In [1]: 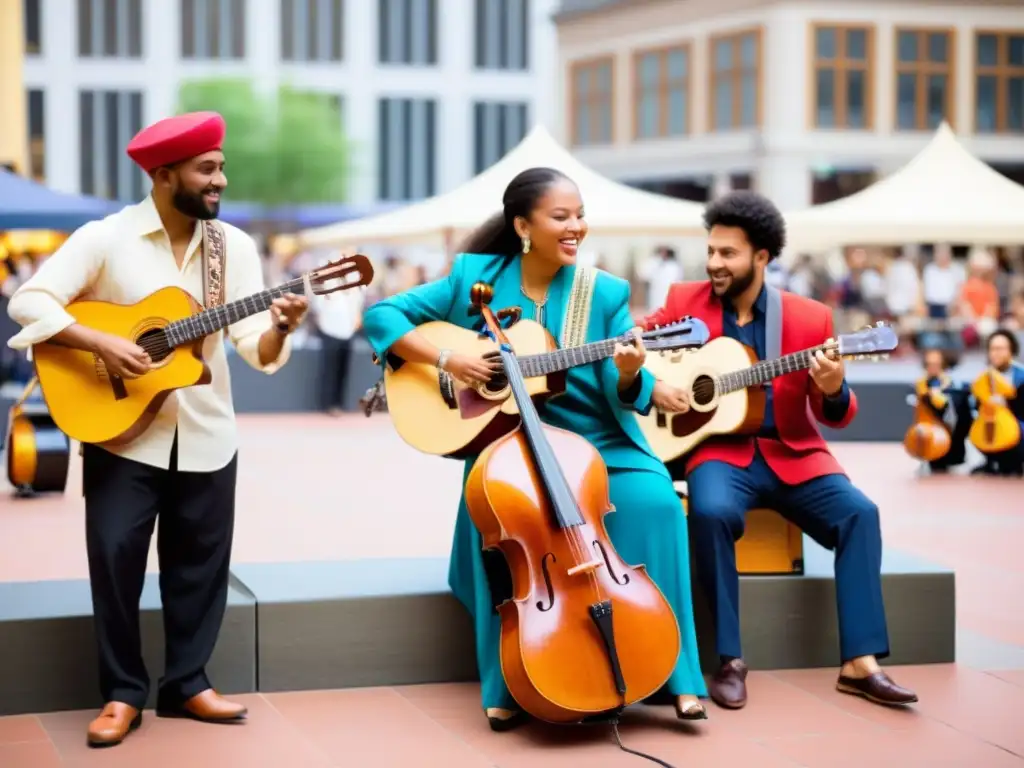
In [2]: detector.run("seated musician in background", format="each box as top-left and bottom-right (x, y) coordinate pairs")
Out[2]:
(6, 113), (306, 746)
(643, 191), (917, 710)
(912, 347), (972, 473)
(973, 329), (1024, 477)
(363, 167), (707, 729)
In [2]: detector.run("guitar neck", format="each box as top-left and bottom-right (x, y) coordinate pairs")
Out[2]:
(518, 337), (624, 377)
(519, 332), (684, 377)
(164, 277), (307, 346)
(716, 345), (826, 394)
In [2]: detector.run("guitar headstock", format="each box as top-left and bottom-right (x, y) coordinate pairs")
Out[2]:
(835, 322), (898, 361)
(643, 316), (711, 349)
(307, 253), (375, 296)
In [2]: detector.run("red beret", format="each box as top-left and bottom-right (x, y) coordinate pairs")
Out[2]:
(126, 111), (226, 172)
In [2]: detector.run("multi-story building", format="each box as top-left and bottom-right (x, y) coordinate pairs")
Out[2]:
(14, 0), (558, 205)
(555, 0), (1024, 211)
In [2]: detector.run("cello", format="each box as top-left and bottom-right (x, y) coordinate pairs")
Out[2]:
(903, 376), (952, 463)
(463, 283), (680, 745)
(968, 368), (1021, 454)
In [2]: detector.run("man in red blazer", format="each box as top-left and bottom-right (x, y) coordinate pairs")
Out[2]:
(644, 191), (916, 711)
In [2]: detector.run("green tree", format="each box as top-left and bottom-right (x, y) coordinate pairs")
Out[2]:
(176, 78), (350, 206)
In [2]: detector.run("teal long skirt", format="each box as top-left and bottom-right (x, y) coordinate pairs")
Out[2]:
(447, 465), (707, 710)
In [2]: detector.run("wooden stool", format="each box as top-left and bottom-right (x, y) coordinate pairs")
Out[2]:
(677, 489), (804, 575)
(737, 508), (804, 575)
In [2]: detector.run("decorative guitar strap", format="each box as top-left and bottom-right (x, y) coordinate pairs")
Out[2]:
(200, 220), (227, 311)
(560, 266), (597, 348)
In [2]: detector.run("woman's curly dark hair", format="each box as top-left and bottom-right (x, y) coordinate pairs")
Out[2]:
(703, 190), (787, 262)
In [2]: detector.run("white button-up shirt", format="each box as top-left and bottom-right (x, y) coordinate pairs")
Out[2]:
(6, 195), (291, 472)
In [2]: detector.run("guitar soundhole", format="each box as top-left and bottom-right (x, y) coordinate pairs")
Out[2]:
(137, 328), (172, 363)
(691, 374), (716, 406)
(484, 374), (508, 393)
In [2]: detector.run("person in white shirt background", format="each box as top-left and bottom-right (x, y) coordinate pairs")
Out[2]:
(639, 245), (685, 313)
(5, 112), (307, 748)
(312, 263), (365, 416)
(921, 244), (964, 320)
(885, 248), (922, 319)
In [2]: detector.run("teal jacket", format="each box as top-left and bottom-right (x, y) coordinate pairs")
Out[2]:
(363, 252), (664, 471)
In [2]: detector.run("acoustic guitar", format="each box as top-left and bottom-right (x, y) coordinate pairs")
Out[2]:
(32, 254), (374, 446)
(637, 323), (898, 463)
(5, 377), (71, 496)
(385, 316), (709, 458)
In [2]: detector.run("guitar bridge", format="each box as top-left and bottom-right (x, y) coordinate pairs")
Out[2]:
(93, 354), (128, 401)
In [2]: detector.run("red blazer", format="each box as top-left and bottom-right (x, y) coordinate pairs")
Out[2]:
(644, 281), (857, 485)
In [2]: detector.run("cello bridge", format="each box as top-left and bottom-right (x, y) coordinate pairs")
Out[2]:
(567, 560), (603, 577)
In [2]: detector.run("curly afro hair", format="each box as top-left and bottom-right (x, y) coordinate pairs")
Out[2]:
(987, 328), (1020, 358)
(703, 190), (787, 262)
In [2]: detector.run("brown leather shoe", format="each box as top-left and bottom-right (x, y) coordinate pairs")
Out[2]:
(708, 658), (748, 709)
(157, 689), (248, 722)
(86, 702), (142, 747)
(837, 671), (918, 706)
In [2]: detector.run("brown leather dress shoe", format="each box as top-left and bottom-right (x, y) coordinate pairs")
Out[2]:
(837, 671), (918, 706)
(87, 702), (142, 747)
(157, 689), (248, 722)
(708, 658), (748, 709)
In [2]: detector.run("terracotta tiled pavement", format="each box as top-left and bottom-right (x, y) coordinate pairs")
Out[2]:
(2, 415), (1023, 766)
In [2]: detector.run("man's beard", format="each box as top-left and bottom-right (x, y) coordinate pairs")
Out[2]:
(172, 187), (220, 220)
(708, 264), (756, 299)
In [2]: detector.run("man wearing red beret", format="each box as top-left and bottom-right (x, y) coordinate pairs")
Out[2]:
(7, 112), (308, 746)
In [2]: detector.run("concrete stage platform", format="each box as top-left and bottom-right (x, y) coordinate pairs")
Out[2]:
(1, 414), (1016, 717)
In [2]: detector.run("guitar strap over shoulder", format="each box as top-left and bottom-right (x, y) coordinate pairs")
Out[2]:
(200, 220), (227, 311)
(560, 266), (597, 349)
(764, 284), (783, 362)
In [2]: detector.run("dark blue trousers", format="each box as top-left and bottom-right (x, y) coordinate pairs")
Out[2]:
(687, 450), (890, 664)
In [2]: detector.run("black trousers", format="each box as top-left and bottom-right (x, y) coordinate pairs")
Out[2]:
(319, 332), (352, 410)
(82, 439), (237, 710)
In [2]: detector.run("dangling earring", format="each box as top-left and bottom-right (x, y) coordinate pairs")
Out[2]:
(521, 236), (531, 254)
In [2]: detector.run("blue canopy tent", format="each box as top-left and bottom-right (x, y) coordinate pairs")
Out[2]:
(0, 170), (118, 231)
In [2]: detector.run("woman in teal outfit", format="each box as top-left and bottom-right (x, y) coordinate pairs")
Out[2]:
(363, 167), (706, 729)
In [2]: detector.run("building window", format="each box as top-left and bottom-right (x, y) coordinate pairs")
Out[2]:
(27, 89), (45, 182)
(569, 57), (614, 146)
(710, 29), (761, 131)
(24, 0), (42, 54)
(473, 0), (528, 71)
(76, 0), (143, 58)
(378, 0), (437, 66)
(280, 0), (344, 62)
(633, 44), (690, 140)
(811, 24), (872, 129)
(472, 101), (528, 174)
(894, 29), (954, 131)
(377, 98), (437, 201)
(181, 0), (246, 59)
(78, 90), (145, 201)
(975, 31), (1024, 133)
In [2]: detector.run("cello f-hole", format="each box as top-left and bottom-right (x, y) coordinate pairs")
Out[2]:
(593, 540), (630, 586)
(536, 552), (557, 612)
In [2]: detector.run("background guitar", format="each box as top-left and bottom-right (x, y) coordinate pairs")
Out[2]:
(4, 376), (70, 497)
(638, 323), (898, 464)
(385, 316), (709, 458)
(33, 254), (374, 447)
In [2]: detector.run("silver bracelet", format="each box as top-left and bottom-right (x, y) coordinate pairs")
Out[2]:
(436, 349), (451, 370)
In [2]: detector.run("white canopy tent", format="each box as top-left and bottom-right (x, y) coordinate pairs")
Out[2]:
(298, 126), (707, 249)
(784, 122), (1024, 251)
